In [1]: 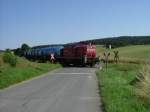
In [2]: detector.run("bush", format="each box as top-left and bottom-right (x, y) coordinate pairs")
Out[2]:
(3, 51), (17, 67)
(134, 64), (150, 103)
(9, 55), (17, 67)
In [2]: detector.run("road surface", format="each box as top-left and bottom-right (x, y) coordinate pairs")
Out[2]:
(0, 67), (102, 112)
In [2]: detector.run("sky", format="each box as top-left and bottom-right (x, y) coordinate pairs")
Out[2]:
(0, 0), (150, 50)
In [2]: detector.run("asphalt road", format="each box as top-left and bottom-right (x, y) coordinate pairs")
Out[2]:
(0, 67), (102, 112)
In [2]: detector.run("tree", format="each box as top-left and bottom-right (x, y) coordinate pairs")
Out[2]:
(21, 43), (30, 52)
(14, 48), (22, 56)
(21, 43), (30, 56)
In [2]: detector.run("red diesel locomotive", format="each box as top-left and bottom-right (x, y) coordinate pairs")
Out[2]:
(59, 43), (99, 66)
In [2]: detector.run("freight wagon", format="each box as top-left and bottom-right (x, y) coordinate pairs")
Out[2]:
(24, 46), (64, 61)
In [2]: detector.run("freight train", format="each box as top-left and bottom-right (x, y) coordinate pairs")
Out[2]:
(24, 46), (64, 61)
(24, 43), (99, 67)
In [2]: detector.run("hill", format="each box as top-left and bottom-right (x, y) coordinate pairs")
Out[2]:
(81, 36), (150, 48)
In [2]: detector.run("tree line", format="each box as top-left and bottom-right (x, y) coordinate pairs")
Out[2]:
(80, 36), (150, 48)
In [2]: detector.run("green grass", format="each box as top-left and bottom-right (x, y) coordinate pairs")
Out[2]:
(97, 63), (150, 112)
(97, 45), (150, 63)
(96, 45), (150, 111)
(0, 55), (61, 89)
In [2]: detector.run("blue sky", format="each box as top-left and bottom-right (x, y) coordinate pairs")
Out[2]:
(0, 0), (150, 50)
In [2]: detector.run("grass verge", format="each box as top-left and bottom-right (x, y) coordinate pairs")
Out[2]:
(0, 56), (61, 89)
(96, 63), (150, 112)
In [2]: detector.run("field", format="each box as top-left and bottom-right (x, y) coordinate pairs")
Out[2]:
(97, 45), (150, 63)
(0, 54), (61, 89)
(96, 45), (150, 112)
